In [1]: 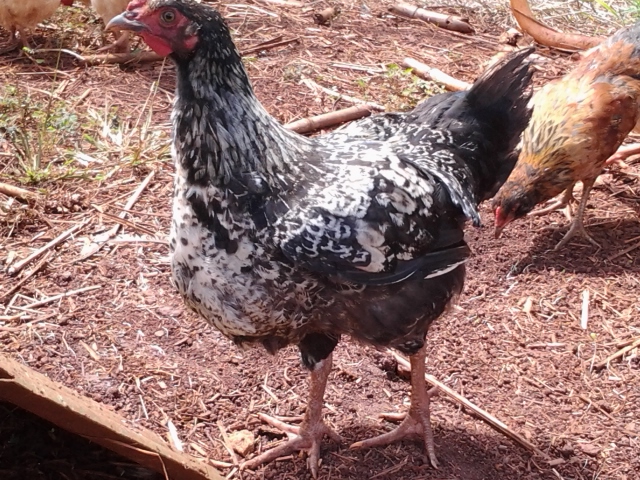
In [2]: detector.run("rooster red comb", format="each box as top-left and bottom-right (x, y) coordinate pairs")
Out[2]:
(127, 0), (148, 10)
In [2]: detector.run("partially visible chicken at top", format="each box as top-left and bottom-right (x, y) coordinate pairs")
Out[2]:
(493, 22), (640, 250)
(0, 0), (72, 53)
(108, 0), (534, 476)
(76, 0), (131, 52)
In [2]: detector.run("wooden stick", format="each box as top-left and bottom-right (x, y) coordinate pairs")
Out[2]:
(240, 37), (300, 57)
(34, 48), (164, 65)
(577, 394), (617, 422)
(402, 58), (471, 91)
(8, 222), (87, 276)
(580, 290), (589, 330)
(0, 182), (39, 201)
(1, 251), (52, 301)
(390, 3), (474, 34)
(77, 171), (155, 261)
(593, 337), (640, 371)
(79, 51), (164, 65)
(92, 206), (157, 236)
(389, 350), (549, 459)
(301, 79), (385, 111)
(509, 0), (602, 51)
(254, 0), (303, 6)
(21, 285), (102, 310)
(284, 104), (374, 134)
(607, 240), (640, 261)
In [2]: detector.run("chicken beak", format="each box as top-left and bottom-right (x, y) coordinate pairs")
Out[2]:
(106, 11), (146, 32)
(494, 225), (505, 239)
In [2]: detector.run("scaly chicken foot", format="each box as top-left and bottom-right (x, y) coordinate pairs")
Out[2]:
(554, 179), (599, 250)
(97, 31), (130, 54)
(530, 183), (575, 221)
(350, 345), (440, 468)
(0, 27), (23, 54)
(242, 354), (342, 478)
(605, 143), (640, 166)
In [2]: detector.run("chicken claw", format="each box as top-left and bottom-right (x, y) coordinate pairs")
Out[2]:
(242, 354), (342, 478)
(554, 178), (600, 250)
(350, 345), (440, 468)
(530, 183), (575, 221)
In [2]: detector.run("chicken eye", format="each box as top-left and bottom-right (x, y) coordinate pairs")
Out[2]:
(161, 10), (176, 23)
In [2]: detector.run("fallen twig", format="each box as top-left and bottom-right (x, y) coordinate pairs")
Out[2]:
(1, 251), (52, 301)
(301, 78), (385, 111)
(577, 394), (617, 422)
(593, 337), (640, 371)
(80, 51), (164, 65)
(607, 240), (640, 261)
(217, 422), (240, 465)
(77, 171), (155, 261)
(580, 290), (589, 330)
(390, 3), (474, 34)
(254, 0), (303, 6)
(284, 104), (374, 134)
(33, 48), (164, 65)
(0, 182), (39, 202)
(240, 37), (300, 57)
(92, 206), (158, 236)
(21, 285), (102, 310)
(8, 221), (87, 276)
(402, 58), (471, 91)
(389, 350), (549, 459)
(509, 0), (602, 51)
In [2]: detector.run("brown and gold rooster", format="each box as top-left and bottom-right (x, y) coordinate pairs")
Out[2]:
(493, 23), (640, 250)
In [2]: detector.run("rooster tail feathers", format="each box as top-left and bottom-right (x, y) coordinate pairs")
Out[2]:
(448, 47), (535, 202)
(464, 47), (535, 115)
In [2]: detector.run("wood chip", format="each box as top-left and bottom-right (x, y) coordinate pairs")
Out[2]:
(226, 430), (255, 457)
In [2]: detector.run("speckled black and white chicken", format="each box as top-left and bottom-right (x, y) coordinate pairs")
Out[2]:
(109, 0), (533, 475)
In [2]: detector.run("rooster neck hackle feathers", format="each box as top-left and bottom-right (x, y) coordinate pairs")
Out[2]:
(162, 0), (309, 189)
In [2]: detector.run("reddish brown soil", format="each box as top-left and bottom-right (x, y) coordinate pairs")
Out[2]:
(1, 2), (639, 480)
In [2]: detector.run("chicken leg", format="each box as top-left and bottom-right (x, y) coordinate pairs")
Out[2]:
(0, 27), (22, 54)
(554, 178), (599, 250)
(530, 183), (575, 221)
(243, 353), (342, 478)
(350, 344), (440, 468)
(97, 30), (130, 53)
(605, 142), (640, 166)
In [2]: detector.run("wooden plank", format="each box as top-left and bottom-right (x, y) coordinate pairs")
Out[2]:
(0, 353), (223, 480)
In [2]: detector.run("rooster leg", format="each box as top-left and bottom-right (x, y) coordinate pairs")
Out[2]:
(242, 353), (342, 478)
(0, 27), (22, 54)
(97, 30), (130, 53)
(530, 184), (575, 220)
(605, 143), (640, 166)
(350, 344), (439, 468)
(554, 178), (599, 250)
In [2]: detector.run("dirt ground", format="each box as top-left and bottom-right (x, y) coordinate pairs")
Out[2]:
(1, 1), (639, 479)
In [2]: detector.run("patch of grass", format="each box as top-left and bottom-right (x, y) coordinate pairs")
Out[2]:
(374, 63), (445, 111)
(0, 85), (79, 184)
(82, 78), (172, 176)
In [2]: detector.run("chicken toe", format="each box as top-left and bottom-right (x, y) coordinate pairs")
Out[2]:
(554, 179), (599, 250)
(350, 345), (440, 468)
(530, 184), (575, 220)
(242, 354), (342, 478)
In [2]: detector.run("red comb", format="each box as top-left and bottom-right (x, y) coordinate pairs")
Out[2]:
(127, 0), (148, 10)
